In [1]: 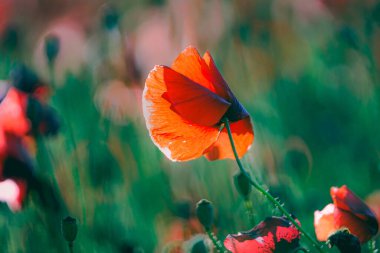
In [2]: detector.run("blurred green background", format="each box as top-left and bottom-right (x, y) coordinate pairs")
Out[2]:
(1, 0), (380, 252)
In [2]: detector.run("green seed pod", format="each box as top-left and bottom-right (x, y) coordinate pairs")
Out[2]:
(44, 34), (60, 65)
(62, 216), (78, 242)
(196, 199), (214, 230)
(234, 171), (251, 199)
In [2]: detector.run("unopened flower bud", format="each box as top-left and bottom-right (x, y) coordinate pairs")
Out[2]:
(10, 64), (41, 93)
(62, 216), (78, 243)
(44, 34), (60, 65)
(196, 199), (214, 230)
(191, 239), (208, 253)
(234, 171), (251, 199)
(102, 5), (119, 30)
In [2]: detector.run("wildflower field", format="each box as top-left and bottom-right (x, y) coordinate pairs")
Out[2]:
(0, 0), (380, 252)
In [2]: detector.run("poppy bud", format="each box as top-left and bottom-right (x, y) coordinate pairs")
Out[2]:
(327, 228), (361, 253)
(174, 201), (191, 220)
(233, 171), (251, 199)
(10, 65), (41, 93)
(1, 25), (19, 52)
(101, 5), (119, 30)
(26, 97), (60, 136)
(44, 34), (60, 65)
(62, 216), (78, 243)
(196, 199), (214, 230)
(191, 240), (208, 253)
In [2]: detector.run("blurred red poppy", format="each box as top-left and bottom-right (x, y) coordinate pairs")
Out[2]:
(143, 46), (254, 161)
(314, 185), (379, 243)
(0, 67), (61, 211)
(0, 179), (26, 211)
(224, 216), (301, 253)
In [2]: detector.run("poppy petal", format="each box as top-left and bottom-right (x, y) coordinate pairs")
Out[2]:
(0, 88), (30, 136)
(334, 207), (375, 243)
(204, 117), (254, 160)
(331, 186), (378, 237)
(202, 51), (231, 99)
(171, 46), (221, 95)
(224, 216), (300, 253)
(314, 203), (337, 241)
(161, 66), (231, 126)
(224, 233), (275, 253)
(143, 66), (220, 161)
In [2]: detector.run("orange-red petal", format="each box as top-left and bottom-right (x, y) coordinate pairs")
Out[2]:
(161, 66), (230, 126)
(202, 51), (231, 100)
(204, 117), (254, 160)
(171, 46), (222, 95)
(331, 186), (378, 237)
(334, 207), (375, 243)
(314, 203), (337, 241)
(143, 65), (220, 161)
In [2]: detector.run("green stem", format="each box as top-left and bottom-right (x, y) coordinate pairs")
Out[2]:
(223, 118), (325, 253)
(49, 63), (87, 225)
(206, 230), (228, 253)
(68, 242), (74, 253)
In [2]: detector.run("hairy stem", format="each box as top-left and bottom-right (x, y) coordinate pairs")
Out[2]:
(223, 118), (325, 253)
(206, 230), (227, 253)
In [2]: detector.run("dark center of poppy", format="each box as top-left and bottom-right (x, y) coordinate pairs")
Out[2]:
(222, 95), (249, 123)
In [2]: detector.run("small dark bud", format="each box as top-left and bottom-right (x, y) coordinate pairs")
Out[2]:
(10, 64), (41, 93)
(26, 97), (60, 136)
(233, 171), (251, 199)
(44, 34), (60, 65)
(196, 199), (214, 230)
(191, 239), (208, 253)
(174, 201), (191, 220)
(327, 228), (361, 253)
(373, 3), (380, 25)
(62, 216), (78, 243)
(102, 5), (119, 30)
(1, 25), (19, 52)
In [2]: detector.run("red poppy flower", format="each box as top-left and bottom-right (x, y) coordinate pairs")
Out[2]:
(0, 86), (30, 138)
(0, 68), (61, 212)
(224, 216), (301, 253)
(143, 46), (254, 161)
(314, 185), (379, 243)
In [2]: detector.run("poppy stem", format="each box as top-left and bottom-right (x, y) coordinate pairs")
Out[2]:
(68, 242), (74, 253)
(206, 230), (228, 253)
(222, 118), (326, 253)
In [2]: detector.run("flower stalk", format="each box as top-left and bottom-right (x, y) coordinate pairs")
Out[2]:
(206, 230), (228, 253)
(223, 117), (325, 253)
